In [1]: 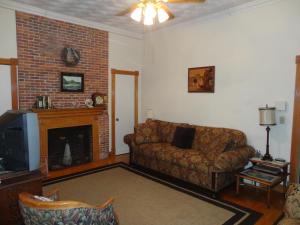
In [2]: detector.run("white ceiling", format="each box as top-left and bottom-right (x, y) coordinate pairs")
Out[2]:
(10, 0), (260, 35)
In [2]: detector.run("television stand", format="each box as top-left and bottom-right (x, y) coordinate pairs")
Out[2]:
(0, 170), (44, 225)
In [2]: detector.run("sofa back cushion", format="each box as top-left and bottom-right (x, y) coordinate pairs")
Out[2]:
(192, 126), (246, 154)
(154, 120), (189, 143)
(135, 120), (161, 144)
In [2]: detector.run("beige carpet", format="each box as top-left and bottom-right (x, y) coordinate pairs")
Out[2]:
(43, 165), (248, 225)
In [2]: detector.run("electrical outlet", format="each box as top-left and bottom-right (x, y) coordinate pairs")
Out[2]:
(279, 116), (285, 124)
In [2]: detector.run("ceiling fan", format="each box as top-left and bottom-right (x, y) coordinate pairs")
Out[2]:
(117, 0), (205, 26)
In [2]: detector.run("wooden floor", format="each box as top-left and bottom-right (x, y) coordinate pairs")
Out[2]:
(114, 154), (284, 225)
(221, 184), (284, 225)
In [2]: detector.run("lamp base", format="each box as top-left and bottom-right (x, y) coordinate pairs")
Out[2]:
(262, 153), (273, 161)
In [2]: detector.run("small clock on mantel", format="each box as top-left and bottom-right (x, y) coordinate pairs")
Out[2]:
(92, 93), (106, 107)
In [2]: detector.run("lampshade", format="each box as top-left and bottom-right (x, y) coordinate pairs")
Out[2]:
(144, 3), (156, 19)
(131, 7), (142, 22)
(143, 14), (154, 25)
(259, 105), (276, 126)
(157, 8), (169, 23)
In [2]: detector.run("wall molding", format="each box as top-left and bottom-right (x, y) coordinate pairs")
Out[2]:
(0, 0), (143, 40)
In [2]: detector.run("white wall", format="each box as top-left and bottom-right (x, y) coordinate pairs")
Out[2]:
(0, 6), (17, 115)
(142, 0), (300, 161)
(108, 33), (144, 153)
(0, 6), (17, 58)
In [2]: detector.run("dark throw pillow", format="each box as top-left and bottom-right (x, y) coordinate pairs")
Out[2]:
(171, 127), (196, 149)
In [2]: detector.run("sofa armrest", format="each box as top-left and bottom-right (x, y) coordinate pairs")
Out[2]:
(213, 146), (255, 172)
(124, 133), (135, 146)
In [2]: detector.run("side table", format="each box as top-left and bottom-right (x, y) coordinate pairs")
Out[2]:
(236, 158), (289, 208)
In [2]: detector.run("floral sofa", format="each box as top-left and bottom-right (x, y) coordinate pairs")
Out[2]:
(124, 119), (255, 193)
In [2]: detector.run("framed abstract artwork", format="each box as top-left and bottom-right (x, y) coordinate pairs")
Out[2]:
(188, 66), (215, 93)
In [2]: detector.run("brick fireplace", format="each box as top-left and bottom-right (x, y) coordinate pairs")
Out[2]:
(15, 12), (109, 177)
(33, 108), (104, 178)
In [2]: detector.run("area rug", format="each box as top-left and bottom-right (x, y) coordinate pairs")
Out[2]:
(43, 163), (261, 225)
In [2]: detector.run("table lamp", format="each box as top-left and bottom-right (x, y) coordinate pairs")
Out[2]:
(259, 105), (276, 161)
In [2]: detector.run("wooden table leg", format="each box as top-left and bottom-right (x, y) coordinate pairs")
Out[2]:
(236, 175), (240, 195)
(267, 186), (271, 208)
(283, 166), (288, 191)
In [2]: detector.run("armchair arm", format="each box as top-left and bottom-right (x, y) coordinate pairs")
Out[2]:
(43, 189), (60, 201)
(284, 183), (300, 219)
(213, 146), (255, 172)
(96, 198), (114, 209)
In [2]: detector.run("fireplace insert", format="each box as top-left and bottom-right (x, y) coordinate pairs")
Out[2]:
(48, 125), (92, 171)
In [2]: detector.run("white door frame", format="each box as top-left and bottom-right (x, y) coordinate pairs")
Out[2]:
(111, 69), (139, 155)
(0, 58), (19, 110)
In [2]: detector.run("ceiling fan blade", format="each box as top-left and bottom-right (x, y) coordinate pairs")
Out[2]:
(166, 0), (205, 3)
(160, 4), (175, 20)
(116, 3), (139, 16)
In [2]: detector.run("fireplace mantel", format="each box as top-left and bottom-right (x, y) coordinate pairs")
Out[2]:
(32, 107), (106, 118)
(32, 107), (106, 179)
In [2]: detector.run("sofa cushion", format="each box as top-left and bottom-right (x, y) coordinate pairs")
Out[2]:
(171, 127), (196, 149)
(137, 143), (214, 173)
(154, 120), (189, 143)
(135, 120), (161, 144)
(137, 143), (170, 158)
(192, 126), (234, 154)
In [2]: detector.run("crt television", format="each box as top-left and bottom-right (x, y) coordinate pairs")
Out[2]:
(0, 110), (40, 172)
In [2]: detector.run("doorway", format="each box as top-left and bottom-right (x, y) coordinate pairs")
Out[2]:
(111, 69), (139, 155)
(0, 58), (18, 114)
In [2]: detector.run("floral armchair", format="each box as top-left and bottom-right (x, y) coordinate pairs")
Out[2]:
(19, 190), (119, 225)
(278, 183), (300, 225)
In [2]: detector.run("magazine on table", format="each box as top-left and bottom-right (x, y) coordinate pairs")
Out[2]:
(240, 169), (281, 183)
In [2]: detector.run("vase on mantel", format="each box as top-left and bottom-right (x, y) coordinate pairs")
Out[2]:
(62, 141), (72, 166)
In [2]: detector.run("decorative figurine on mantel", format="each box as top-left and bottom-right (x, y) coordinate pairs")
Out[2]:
(85, 99), (94, 108)
(259, 104), (276, 161)
(92, 93), (107, 107)
(34, 96), (52, 109)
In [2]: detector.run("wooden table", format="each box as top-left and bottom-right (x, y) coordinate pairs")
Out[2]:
(236, 158), (289, 208)
(0, 170), (44, 225)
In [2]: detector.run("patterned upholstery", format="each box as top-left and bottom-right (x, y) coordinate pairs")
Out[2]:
(278, 183), (300, 225)
(135, 120), (161, 144)
(154, 119), (189, 143)
(125, 119), (255, 192)
(19, 192), (119, 225)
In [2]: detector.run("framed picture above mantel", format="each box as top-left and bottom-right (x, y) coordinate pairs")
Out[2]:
(188, 66), (215, 93)
(61, 72), (84, 92)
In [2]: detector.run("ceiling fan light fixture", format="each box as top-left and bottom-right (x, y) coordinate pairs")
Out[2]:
(143, 14), (154, 25)
(157, 8), (169, 23)
(130, 7), (142, 22)
(144, 2), (157, 19)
